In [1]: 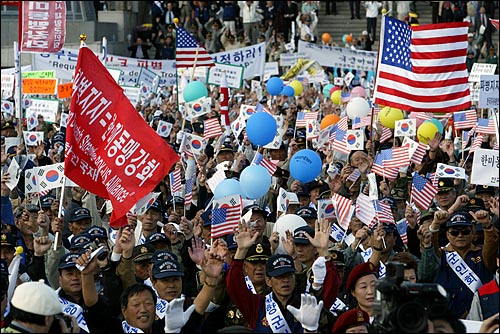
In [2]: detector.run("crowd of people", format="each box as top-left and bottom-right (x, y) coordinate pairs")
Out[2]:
(1, 1), (500, 334)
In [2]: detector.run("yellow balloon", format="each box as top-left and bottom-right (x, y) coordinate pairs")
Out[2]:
(289, 80), (303, 96)
(379, 107), (403, 129)
(417, 121), (438, 145)
(15, 246), (24, 255)
(330, 90), (342, 105)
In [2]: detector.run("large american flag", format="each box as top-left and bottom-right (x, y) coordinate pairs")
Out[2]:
(381, 147), (410, 169)
(204, 118), (223, 139)
(374, 17), (471, 113)
(453, 109), (477, 129)
(475, 118), (496, 134)
(296, 111), (318, 127)
(176, 26), (214, 68)
(211, 195), (242, 239)
(411, 173), (438, 210)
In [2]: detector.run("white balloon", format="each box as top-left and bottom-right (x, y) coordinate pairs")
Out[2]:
(345, 97), (370, 120)
(272, 214), (307, 254)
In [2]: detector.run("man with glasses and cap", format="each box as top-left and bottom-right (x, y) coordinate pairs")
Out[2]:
(421, 210), (498, 318)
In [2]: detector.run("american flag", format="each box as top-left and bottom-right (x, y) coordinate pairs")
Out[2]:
(252, 151), (278, 176)
(371, 153), (399, 180)
(175, 26), (214, 68)
(347, 169), (361, 182)
(352, 116), (372, 129)
(333, 193), (353, 230)
(470, 133), (484, 152)
(453, 110), (477, 129)
(296, 111), (318, 127)
(211, 195), (242, 239)
(381, 147), (410, 169)
(203, 118), (223, 139)
(409, 141), (427, 165)
(379, 126), (393, 143)
(462, 127), (475, 150)
(184, 175), (195, 208)
(169, 169), (182, 195)
(374, 17), (471, 113)
(337, 116), (349, 131)
(355, 193), (377, 226)
(410, 112), (433, 121)
(374, 200), (395, 225)
(411, 173), (438, 210)
(396, 218), (408, 246)
(426, 172), (438, 187)
(476, 118), (496, 134)
(331, 129), (350, 154)
(220, 71), (230, 129)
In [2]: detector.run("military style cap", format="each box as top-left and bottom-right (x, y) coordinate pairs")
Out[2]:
(132, 243), (156, 262)
(245, 243), (271, 262)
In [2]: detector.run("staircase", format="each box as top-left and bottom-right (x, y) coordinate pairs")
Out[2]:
(315, 1), (434, 50)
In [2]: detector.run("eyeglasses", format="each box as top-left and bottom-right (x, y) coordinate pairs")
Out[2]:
(448, 229), (472, 237)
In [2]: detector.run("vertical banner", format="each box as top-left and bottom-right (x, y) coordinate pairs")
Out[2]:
(21, 1), (66, 53)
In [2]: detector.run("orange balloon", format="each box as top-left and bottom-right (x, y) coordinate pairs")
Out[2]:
(346, 34), (353, 43)
(320, 114), (340, 130)
(322, 32), (331, 43)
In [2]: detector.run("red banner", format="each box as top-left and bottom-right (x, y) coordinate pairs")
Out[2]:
(20, 1), (66, 53)
(65, 47), (179, 227)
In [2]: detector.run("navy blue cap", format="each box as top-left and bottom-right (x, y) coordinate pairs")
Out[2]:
(446, 212), (473, 228)
(293, 226), (315, 244)
(151, 250), (178, 263)
(152, 259), (184, 279)
(380, 197), (397, 210)
(266, 254), (296, 277)
(40, 195), (55, 209)
(245, 243), (271, 261)
(201, 209), (212, 227)
(69, 207), (91, 222)
(218, 142), (234, 154)
(58, 253), (79, 270)
(86, 226), (108, 240)
(242, 204), (269, 218)
(70, 233), (92, 250)
(166, 196), (184, 208)
(1, 233), (16, 247)
(225, 234), (238, 250)
(146, 198), (164, 214)
(295, 206), (317, 219)
(146, 232), (170, 245)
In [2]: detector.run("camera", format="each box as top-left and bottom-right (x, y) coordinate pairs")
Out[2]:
(84, 240), (109, 261)
(372, 262), (449, 333)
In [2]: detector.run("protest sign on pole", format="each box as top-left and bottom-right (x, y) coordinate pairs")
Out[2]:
(471, 148), (499, 187)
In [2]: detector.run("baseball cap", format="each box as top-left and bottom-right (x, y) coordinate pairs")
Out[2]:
(132, 243), (156, 262)
(218, 142), (234, 154)
(329, 249), (345, 267)
(225, 234), (238, 250)
(245, 243), (271, 262)
(266, 254), (296, 277)
(293, 226), (315, 244)
(242, 204), (269, 219)
(201, 209), (212, 227)
(70, 233), (92, 250)
(69, 207), (91, 222)
(475, 185), (496, 196)
(465, 197), (486, 213)
(166, 196), (184, 208)
(295, 206), (317, 220)
(380, 196), (397, 210)
(151, 250), (178, 263)
(446, 212), (473, 228)
(146, 198), (164, 214)
(11, 280), (62, 316)
(86, 226), (108, 240)
(40, 195), (55, 209)
(468, 33), (474, 38)
(151, 259), (184, 279)
(58, 253), (80, 270)
(146, 232), (171, 245)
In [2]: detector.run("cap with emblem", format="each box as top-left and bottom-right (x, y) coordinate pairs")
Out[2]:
(437, 178), (454, 193)
(475, 185), (496, 196)
(345, 262), (378, 292)
(245, 243), (271, 262)
(191, 121), (204, 134)
(132, 243), (156, 262)
(146, 198), (164, 214)
(293, 226), (315, 244)
(1, 233), (16, 247)
(331, 308), (370, 333)
(266, 254), (296, 277)
(225, 234), (238, 250)
(70, 233), (92, 250)
(274, 167), (290, 179)
(201, 209), (212, 227)
(295, 206), (317, 220)
(419, 209), (436, 224)
(446, 212), (473, 228)
(242, 204), (269, 219)
(151, 250), (178, 263)
(318, 183), (331, 199)
(69, 207), (91, 222)
(380, 196), (397, 210)
(146, 232), (171, 246)
(58, 253), (80, 270)
(86, 226), (108, 240)
(11, 280), (63, 316)
(329, 249), (345, 267)
(465, 197), (486, 213)
(218, 142), (234, 154)
(40, 195), (55, 209)
(152, 258), (184, 279)
(166, 196), (184, 209)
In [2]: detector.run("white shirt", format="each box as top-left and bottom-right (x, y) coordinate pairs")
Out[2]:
(365, 1), (382, 18)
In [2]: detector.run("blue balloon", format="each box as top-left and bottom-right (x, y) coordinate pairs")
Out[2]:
(342, 34), (348, 43)
(214, 179), (241, 200)
(322, 84), (334, 97)
(266, 77), (284, 96)
(240, 165), (271, 199)
(290, 149), (322, 183)
(281, 85), (295, 97)
(429, 118), (444, 134)
(183, 81), (208, 102)
(246, 112), (277, 146)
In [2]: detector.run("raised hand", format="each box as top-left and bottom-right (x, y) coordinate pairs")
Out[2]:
(201, 239), (227, 279)
(469, 210), (491, 225)
(286, 294), (323, 332)
(428, 132), (442, 151)
(306, 219), (331, 255)
(489, 196), (499, 217)
(417, 224), (432, 248)
(281, 229), (296, 256)
(34, 236), (52, 256)
(234, 219), (258, 250)
(188, 237), (206, 266)
(164, 297), (196, 333)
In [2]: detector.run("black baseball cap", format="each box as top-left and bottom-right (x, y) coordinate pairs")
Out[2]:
(225, 234), (238, 250)
(166, 196), (184, 208)
(465, 198), (486, 213)
(266, 254), (296, 277)
(70, 233), (92, 250)
(475, 185), (496, 196)
(380, 197), (397, 210)
(151, 259), (184, 279)
(293, 226), (315, 244)
(69, 207), (91, 222)
(446, 212), (473, 228)
(40, 195), (55, 209)
(295, 206), (317, 219)
(242, 204), (269, 219)
(58, 253), (79, 270)
(151, 250), (178, 264)
(86, 226), (108, 240)
(245, 243), (271, 262)
(146, 198), (164, 214)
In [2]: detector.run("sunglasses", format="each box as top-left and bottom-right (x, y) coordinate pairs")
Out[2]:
(448, 229), (472, 237)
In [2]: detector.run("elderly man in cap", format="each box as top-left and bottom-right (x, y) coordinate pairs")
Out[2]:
(3, 280), (78, 333)
(242, 204), (270, 246)
(421, 210), (498, 318)
(135, 198), (164, 245)
(227, 219), (334, 332)
(66, 207), (92, 244)
(295, 206), (318, 228)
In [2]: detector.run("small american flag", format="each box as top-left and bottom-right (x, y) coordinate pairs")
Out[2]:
(462, 127), (475, 150)
(453, 110), (477, 129)
(411, 173), (438, 210)
(411, 112), (433, 121)
(476, 118), (496, 134)
(176, 26), (214, 68)
(352, 116), (372, 129)
(426, 172), (438, 187)
(331, 129), (350, 154)
(347, 169), (361, 182)
(381, 147), (409, 169)
(204, 118), (223, 139)
(169, 169), (182, 195)
(371, 153), (399, 180)
(379, 126), (393, 143)
(252, 151), (278, 176)
(374, 200), (395, 225)
(396, 218), (408, 246)
(355, 193), (377, 227)
(470, 133), (484, 152)
(296, 111), (318, 127)
(211, 195), (242, 239)
(337, 116), (349, 131)
(333, 193), (353, 230)
(184, 175), (195, 208)
(410, 141), (427, 165)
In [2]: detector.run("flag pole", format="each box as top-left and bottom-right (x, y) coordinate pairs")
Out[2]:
(13, 41), (22, 141)
(181, 44), (200, 132)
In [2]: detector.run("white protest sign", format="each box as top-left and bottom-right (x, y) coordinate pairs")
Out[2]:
(121, 86), (141, 107)
(264, 62), (280, 81)
(471, 148), (499, 187)
(468, 63), (497, 82)
(478, 74), (499, 108)
(26, 98), (59, 123)
(207, 63), (244, 89)
(137, 67), (160, 94)
(212, 43), (266, 79)
(279, 52), (309, 67)
(1, 74), (15, 98)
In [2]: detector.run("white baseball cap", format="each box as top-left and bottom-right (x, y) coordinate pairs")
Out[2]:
(11, 280), (62, 316)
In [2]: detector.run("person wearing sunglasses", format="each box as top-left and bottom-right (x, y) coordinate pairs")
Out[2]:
(420, 210), (498, 319)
